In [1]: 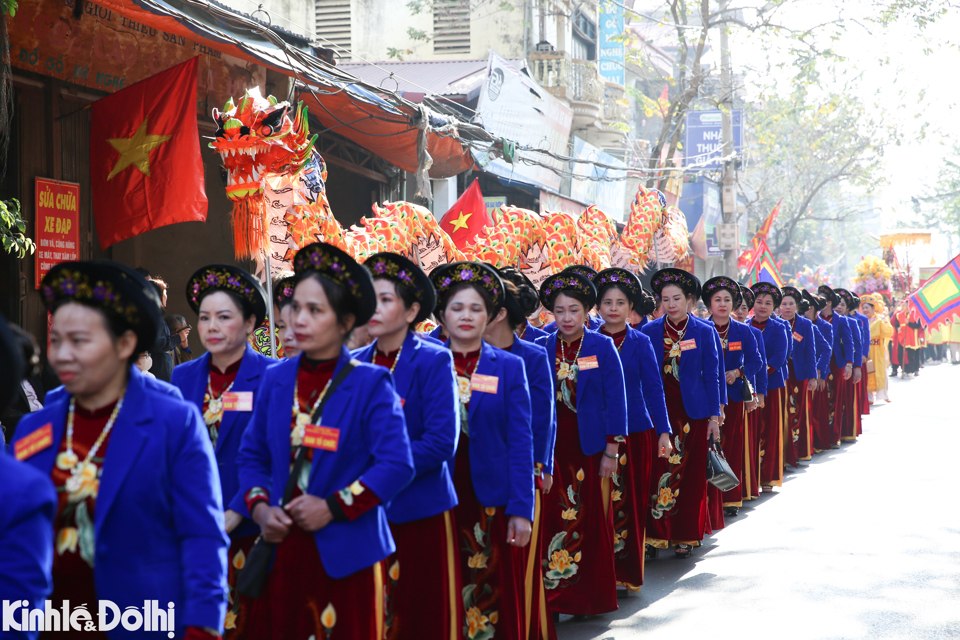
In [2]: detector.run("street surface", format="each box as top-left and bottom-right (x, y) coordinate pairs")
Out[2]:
(556, 362), (960, 640)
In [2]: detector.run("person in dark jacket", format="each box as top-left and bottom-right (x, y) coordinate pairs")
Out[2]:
(147, 277), (182, 381)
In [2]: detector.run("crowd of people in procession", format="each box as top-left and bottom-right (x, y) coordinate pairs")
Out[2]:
(1, 241), (957, 640)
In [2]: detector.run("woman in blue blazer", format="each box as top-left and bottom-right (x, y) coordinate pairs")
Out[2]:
(352, 252), (462, 640)
(799, 296), (829, 459)
(733, 287), (767, 502)
(803, 291), (834, 453)
(750, 282), (789, 491)
(594, 268), (670, 589)
(535, 270), (627, 612)
(702, 277), (763, 517)
(837, 290), (868, 439)
(171, 264), (273, 638)
(0, 316), (56, 640)
(779, 287), (818, 468)
(481, 273), (556, 640)
(429, 261), (535, 640)
(640, 268), (721, 560)
(236, 243), (414, 640)
(818, 285), (855, 448)
(12, 261), (228, 639)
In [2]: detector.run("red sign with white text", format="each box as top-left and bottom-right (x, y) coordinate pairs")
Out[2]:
(35, 178), (80, 288)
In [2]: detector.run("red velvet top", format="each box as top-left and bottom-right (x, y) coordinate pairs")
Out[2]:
(50, 401), (117, 639)
(373, 347), (402, 371)
(202, 358), (242, 446)
(245, 356), (379, 523)
(453, 349), (481, 416)
(599, 326), (628, 351)
(209, 358), (242, 394)
(554, 336), (582, 409)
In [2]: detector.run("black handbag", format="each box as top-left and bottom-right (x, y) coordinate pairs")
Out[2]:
(741, 374), (755, 402)
(706, 436), (740, 492)
(236, 361), (356, 598)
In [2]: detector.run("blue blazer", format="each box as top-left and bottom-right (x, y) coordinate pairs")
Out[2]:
(507, 337), (557, 474)
(536, 330), (628, 453)
(702, 317), (728, 405)
(824, 312), (855, 369)
(773, 316), (792, 385)
(11, 372), (229, 635)
(854, 312), (871, 363)
(750, 325), (769, 396)
(814, 317), (834, 377)
(718, 319), (763, 402)
(0, 452), (55, 640)
(542, 315), (603, 334)
(352, 332), (459, 523)
(616, 326), (670, 435)
(753, 318), (788, 391)
(788, 316), (818, 381)
(640, 317), (722, 420)
(428, 325), (445, 342)
(237, 348), (414, 578)
(171, 345), (273, 537)
(521, 322), (549, 344)
(844, 316), (869, 367)
(446, 341), (534, 521)
(45, 365), (184, 406)
(849, 311), (870, 366)
(812, 324), (830, 378)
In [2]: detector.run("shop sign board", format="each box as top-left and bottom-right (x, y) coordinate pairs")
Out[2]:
(35, 178), (81, 288)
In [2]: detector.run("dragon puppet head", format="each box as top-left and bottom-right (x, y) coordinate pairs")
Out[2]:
(210, 87), (317, 259)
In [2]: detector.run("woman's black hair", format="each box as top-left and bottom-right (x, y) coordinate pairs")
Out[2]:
(300, 271), (360, 339)
(375, 275), (422, 331)
(436, 281), (495, 318)
(503, 281), (527, 330)
(499, 268), (540, 317)
(550, 287), (592, 312)
(51, 299), (141, 365)
(597, 282), (635, 311)
(197, 288), (257, 323)
(9, 323), (41, 378)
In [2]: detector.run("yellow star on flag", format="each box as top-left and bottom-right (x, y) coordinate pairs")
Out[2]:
(451, 211), (472, 231)
(106, 118), (172, 180)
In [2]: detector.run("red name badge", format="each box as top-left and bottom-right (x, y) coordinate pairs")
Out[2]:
(793, 331), (803, 342)
(15, 423), (53, 461)
(303, 425), (340, 451)
(221, 391), (253, 412)
(577, 355), (599, 370)
(728, 341), (742, 351)
(679, 339), (697, 351)
(471, 374), (499, 394)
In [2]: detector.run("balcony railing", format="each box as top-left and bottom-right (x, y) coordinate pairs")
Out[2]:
(528, 51), (604, 105)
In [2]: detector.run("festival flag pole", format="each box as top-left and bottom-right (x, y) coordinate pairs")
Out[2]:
(264, 250), (278, 359)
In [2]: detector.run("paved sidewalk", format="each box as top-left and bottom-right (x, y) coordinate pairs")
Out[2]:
(556, 362), (960, 640)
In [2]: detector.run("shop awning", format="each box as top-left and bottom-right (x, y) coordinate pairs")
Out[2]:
(84, 0), (476, 178)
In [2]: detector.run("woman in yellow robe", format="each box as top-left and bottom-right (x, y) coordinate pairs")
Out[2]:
(861, 294), (894, 403)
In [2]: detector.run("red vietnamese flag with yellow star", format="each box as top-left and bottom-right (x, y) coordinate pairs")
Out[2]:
(439, 178), (491, 250)
(90, 57), (207, 250)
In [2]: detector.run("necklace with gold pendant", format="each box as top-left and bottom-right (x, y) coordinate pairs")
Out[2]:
(290, 374), (334, 448)
(203, 376), (235, 427)
(57, 394), (125, 494)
